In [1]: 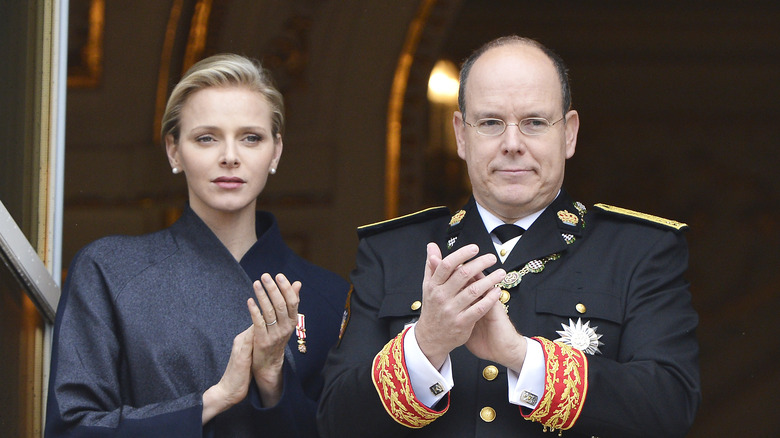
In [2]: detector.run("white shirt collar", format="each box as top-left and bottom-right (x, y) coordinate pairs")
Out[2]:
(475, 190), (559, 234)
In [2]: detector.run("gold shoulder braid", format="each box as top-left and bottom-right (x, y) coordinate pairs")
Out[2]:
(358, 206), (450, 239)
(593, 203), (688, 231)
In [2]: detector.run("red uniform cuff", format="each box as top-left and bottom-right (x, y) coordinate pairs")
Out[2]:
(521, 336), (589, 432)
(372, 326), (449, 428)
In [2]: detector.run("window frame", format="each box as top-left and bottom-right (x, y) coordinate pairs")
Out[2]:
(0, 0), (67, 435)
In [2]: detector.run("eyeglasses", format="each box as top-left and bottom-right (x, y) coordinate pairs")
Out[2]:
(463, 115), (565, 136)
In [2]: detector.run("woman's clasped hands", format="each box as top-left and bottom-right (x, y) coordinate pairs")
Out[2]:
(202, 273), (301, 423)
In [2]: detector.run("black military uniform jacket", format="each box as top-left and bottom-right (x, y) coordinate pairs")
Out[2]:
(318, 190), (700, 437)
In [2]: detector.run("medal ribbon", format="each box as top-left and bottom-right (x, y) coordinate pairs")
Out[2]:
(296, 313), (307, 353)
(296, 313), (306, 339)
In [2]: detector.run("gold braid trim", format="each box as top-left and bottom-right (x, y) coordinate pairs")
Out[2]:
(522, 337), (589, 432)
(594, 203), (688, 231)
(371, 327), (449, 428)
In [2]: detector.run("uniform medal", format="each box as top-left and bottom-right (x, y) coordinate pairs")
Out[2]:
(555, 317), (604, 355)
(296, 313), (307, 353)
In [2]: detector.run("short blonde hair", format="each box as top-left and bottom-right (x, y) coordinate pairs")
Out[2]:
(161, 54), (285, 143)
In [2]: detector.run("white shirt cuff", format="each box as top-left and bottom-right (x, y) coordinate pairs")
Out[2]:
(507, 337), (545, 409)
(403, 323), (454, 408)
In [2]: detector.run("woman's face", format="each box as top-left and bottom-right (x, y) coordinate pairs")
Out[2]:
(166, 86), (282, 220)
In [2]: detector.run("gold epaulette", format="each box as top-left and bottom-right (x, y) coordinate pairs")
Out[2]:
(593, 203), (688, 231)
(357, 206), (450, 239)
(372, 327), (448, 428)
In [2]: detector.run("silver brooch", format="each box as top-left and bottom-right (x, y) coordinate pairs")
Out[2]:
(555, 318), (604, 355)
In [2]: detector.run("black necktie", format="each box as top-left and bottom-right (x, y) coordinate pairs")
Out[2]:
(492, 224), (524, 243)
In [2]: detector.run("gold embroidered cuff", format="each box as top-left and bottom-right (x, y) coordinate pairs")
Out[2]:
(371, 326), (449, 428)
(522, 336), (589, 432)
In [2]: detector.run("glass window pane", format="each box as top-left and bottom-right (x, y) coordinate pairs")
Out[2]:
(0, 0), (57, 434)
(0, 263), (45, 436)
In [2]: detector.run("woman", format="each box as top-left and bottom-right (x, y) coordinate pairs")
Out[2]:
(45, 54), (349, 437)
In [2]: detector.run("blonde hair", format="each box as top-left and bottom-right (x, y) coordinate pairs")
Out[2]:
(161, 54), (285, 143)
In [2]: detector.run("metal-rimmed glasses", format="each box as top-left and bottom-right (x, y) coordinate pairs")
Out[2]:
(463, 115), (565, 136)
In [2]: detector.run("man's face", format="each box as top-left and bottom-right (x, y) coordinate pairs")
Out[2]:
(453, 43), (579, 222)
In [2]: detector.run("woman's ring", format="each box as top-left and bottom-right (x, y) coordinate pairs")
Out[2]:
(265, 319), (277, 326)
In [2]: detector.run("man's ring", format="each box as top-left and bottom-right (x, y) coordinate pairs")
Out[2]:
(265, 320), (277, 326)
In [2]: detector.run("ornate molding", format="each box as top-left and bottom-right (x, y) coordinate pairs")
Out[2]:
(386, 0), (464, 218)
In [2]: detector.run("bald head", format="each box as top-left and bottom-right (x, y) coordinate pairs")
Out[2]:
(458, 36), (571, 118)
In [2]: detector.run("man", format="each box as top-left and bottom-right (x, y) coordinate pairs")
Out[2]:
(318, 36), (700, 437)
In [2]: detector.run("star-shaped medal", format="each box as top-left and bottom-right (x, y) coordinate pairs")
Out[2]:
(555, 318), (604, 355)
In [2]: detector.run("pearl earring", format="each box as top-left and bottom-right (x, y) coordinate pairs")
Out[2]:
(172, 167), (179, 174)
(269, 168), (277, 175)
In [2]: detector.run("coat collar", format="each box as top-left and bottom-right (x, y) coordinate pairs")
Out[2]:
(502, 190), (584, 270)
(443, 190), (587, 273)
(443, 197), (495, 259)
(169, 205), (239, 263)
(168, 205), (295, 282)
(240, 211), (298, 280)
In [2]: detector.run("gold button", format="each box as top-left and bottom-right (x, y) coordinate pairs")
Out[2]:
(479, 406), (496, 422)
(411, 300), (422, 311)
(482, 365), (499, 381)
(499, 290), (510, 304)
(576, 303), (586, 314)
(499, 248), (507, 256)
